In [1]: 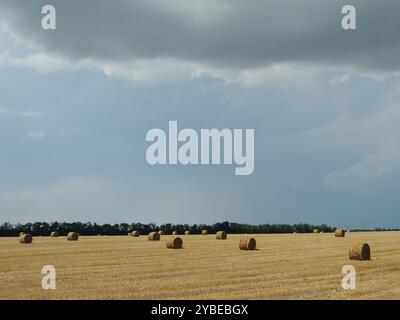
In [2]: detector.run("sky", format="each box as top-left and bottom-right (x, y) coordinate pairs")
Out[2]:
(0, 1), (400, 228)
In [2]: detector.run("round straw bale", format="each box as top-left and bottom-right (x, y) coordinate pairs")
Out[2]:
(148, 232), (160, 241)
(19, 232), (25, 237)
(185, 231), (190, 235)
(19, 233), (32, 244)
(239, 237), (256, 250)
(158, 230), (164, 235)
(131, 231), (139, 237)
(67, 232), (79, 241)
(216, 231), (227, 240)
(335, 229), (345, 237)
(50, 231), (59, 237)
(172, 231), (178, 235)
(202, 230), (209, 235)
(313, 229), (320, 233)
(349, 243), (370, 261)
(128, 232), (132, 236)
(166, 236), (183, 249)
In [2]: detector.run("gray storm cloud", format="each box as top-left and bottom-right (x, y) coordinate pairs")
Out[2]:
(0, 0), (399, 71)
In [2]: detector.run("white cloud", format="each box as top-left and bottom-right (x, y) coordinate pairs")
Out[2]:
(95, 59), (328, 87)
(20, 131), (46, 141)
(4, 48), (397, 88)
(0, 52), (74, 73)
(191, 63), (322, 87)
(322, 141), (400, 194)
(1, 43), (399, 88)
(28, 132), (45, 139)
(297, 84), (400, 194)
(330, 74), (350, 84)
(0, 106), (42, 117)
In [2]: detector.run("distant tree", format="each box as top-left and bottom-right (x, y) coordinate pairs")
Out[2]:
(0, 220), (348, 237)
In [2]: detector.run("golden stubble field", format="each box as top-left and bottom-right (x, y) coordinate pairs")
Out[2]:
(1, 232), (400, 300)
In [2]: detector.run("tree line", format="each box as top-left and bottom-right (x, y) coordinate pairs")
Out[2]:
(0, 221), (337, 237)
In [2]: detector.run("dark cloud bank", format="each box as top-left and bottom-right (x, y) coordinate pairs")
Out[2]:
(1, 0), (399, 71)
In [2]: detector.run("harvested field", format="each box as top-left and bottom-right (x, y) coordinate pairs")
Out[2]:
(0, 232), (400, 299)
